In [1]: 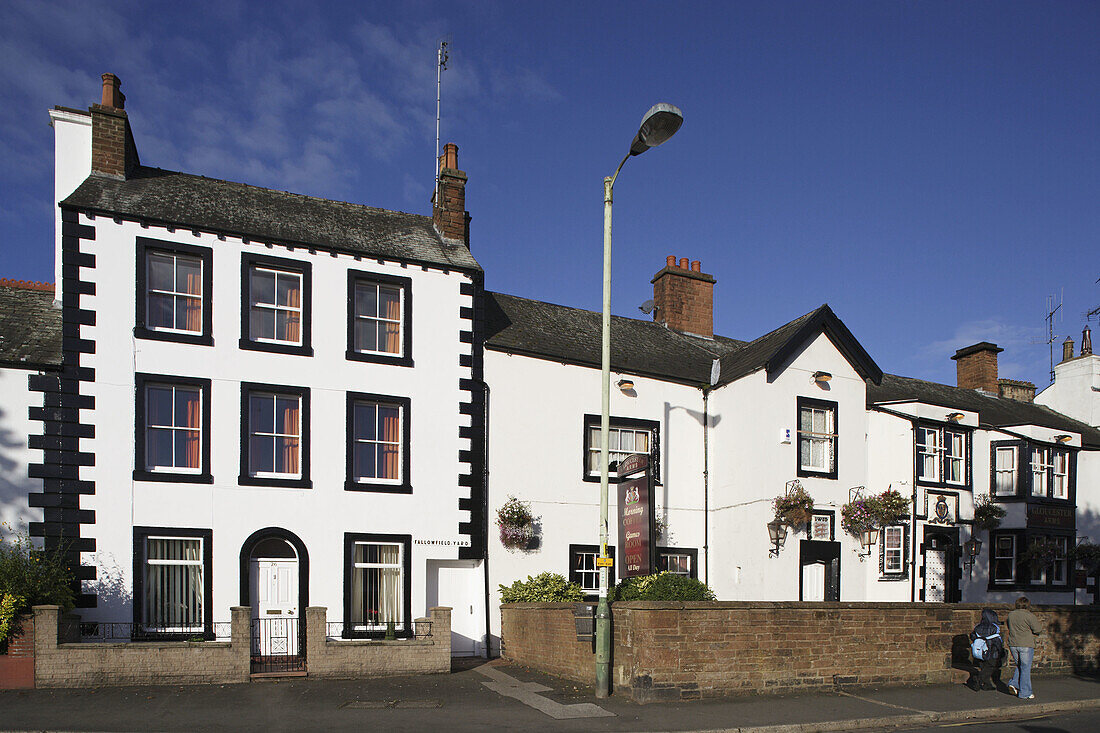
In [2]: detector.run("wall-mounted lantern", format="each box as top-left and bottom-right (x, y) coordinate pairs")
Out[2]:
(858, 527), (880, 561)
(964, 536), (983, 579)
(767, 519), (788, 558)
(946, 412), (965, 422)
(812, 371), (832, 383)
(1055, 434), (1072, 444)
(616, 379), (635, 392)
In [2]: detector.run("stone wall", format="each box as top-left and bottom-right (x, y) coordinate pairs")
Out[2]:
(500, 602), (1100, 702)
(0, 613), (35, 689)
(304, 606), (451, 679)
(32, 605), (251, 688)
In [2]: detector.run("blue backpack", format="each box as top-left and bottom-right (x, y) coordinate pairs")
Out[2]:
(971, 624), (1002, 661)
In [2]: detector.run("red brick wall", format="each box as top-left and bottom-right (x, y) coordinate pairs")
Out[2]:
(954, 349), (999, 391)
(651, 259), (715, 339)
(90, 104), (130, 178)
(0, 614), (35, 689)
(501, 602), (1100, 702)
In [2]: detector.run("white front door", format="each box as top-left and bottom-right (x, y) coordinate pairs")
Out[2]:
(924, 550), (946, 602)
(428, 560), (483, 657)
(251, 559), (299, 656)
(802, 562), (825, 602)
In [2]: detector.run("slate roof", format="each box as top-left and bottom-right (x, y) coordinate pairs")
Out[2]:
(0, 284), (62, 368)
(62, 168), (482, 272)
(868, 373), (1100, 449)
(484, 291), (743, 384)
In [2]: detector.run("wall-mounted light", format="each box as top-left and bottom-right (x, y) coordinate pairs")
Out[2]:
(964, 536), (983, 579)
(767, 519), (788, 558)
(858, 527), (879, 561)
(946, 412), (965, 422)
(1055, 434), (1073, 444)
(812, 371), (832, 383)
(616, 379), (635, 392)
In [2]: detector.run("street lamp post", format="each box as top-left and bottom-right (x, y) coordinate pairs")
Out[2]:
(595, 103), (682, 699)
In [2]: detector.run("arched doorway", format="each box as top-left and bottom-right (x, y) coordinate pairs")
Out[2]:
(240, 528), (308, 672)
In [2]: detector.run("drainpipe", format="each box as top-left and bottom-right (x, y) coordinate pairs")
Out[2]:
(702, 387), (710, 585)
(482, 381), (493, 657)
(910, 422), (918, 603)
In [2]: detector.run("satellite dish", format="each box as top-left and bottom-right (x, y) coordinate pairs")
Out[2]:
(638, 300), (655, 315)
(710, 358), (721, 385)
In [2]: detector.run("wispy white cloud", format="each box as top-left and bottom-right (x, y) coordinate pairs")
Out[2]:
(910, 318), (1052, 386)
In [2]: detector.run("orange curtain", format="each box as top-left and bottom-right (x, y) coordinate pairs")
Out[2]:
(183, 390), (200, 469)
(285, 279), (301, 343)
(281, 401), (300, 474)
(382, 289), (400, 353)
(381, 408), (399, 479)
(182, 269), (201, 331)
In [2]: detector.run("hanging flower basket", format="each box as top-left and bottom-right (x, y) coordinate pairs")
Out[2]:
(841, 498), (877, 538)
(1073, 542), (1100, 573)
(773, 483), (815, 528)
(872, 489), (910, 525)
(973, 495), (1006, 531)
(1020, 537), (1063, 567)
(497, 495), (536, 550)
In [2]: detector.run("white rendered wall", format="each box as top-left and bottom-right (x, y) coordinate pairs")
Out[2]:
(72, 213), (480, 630)
(49, 108), (91, 297)
(484, 349), (707, 648)
(704, 332), (870, 601)
(0, 367), (44, 535)
(1036, 354), (1100, 428)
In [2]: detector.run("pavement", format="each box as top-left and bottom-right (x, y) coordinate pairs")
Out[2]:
(1, 658), (1099, 732)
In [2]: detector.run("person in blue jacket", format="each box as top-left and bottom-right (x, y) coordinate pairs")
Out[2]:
(968, 607), (1004, 691)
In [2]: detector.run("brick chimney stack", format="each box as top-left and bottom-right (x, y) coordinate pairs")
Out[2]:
(951, 342), (1002, 393)
(90, 73), (139, 179)
(651, 255), (715, 339)
(432, 142), (469, 246)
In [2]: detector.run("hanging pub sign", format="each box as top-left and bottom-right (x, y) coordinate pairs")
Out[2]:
(617, 453), (656, 579)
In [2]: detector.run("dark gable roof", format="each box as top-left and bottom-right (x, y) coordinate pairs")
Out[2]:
(716, 304), (883, 386)
(484, 292), (743, 384)
(62, 168), (481, 272)
(0, 284), (62, 368)
(868, 373), (1100, 449)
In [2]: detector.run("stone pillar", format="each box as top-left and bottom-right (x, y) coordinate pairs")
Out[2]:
(429, 606), (452, 669)
(230, 606), (251, 681)
(304, 606), (328, 673)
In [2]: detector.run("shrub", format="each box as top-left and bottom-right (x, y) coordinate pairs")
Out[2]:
(609, 572), (716, 602)
(499, 572), (584, 603)
(0, 528), (75, 644)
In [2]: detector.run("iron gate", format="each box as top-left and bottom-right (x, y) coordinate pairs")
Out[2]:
(250, 617), (304, 674)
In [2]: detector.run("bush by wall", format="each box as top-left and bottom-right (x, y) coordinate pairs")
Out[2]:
(499, 573), (584, 603)
(610, 572), (716, 601)
(0, 529), (74, 645)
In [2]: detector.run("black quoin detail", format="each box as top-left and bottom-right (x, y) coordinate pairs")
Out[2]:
(458, 274), (487, 560)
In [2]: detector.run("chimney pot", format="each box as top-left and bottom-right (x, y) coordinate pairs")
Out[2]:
(1062, 336), (1075, 363)
(101, 73), (124, 109)
(1083, 326), (1093, 356)
(440, 142), (459, 172)
(666, 255), (676, 267)
(691, 260), (701, 272)
(678, 257), (689, 269)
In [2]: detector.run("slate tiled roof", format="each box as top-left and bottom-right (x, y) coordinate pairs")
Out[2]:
(62, 168), (482, 272)
(868, 373), (1100, 449)
(0, 283), (62, 368)
(484, 291), (743, 384)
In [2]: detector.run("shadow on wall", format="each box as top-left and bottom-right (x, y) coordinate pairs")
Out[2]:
(0, 404), (41, 534)
(1047, 506), (1100, 676)
(83, 557), (133, 620)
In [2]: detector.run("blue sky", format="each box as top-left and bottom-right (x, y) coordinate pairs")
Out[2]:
(2, 0), (1097, 389)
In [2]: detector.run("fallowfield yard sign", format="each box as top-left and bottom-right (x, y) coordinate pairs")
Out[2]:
(617, 453), (656, 578)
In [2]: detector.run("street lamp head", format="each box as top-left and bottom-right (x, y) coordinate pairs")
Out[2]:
(629, 103), (683, 156)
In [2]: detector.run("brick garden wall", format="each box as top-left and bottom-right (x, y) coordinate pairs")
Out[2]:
(304, 606), (451, 679)
(0, 613), (36, 689)
(501, 602), (1100, 702)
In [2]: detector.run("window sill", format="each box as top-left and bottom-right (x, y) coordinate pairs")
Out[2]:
(239, 339), (313, 357)
(345, 350), (414, 368)
(878, 574), (909, 582)
(796, 468), (838, 480)
(345, 480), (413, 494)
(134, 327), (213, 347)
(238, 475), (312, 489)
(134, 470), (213, 484)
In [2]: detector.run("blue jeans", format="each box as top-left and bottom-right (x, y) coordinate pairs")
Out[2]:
(1007, 646), (1034, 698)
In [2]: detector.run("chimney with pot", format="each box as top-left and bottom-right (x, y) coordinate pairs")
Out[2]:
(951, 342), (1002, 393)
(650, 255), (716, 339)
(1062, 336), (1075, 363)
(432, 142), (469, 245)
(1083, 326), (1093, 357)
(90, 73), (139, 178)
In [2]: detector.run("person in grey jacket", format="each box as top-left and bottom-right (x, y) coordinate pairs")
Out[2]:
(1005, 596), (1043, 699)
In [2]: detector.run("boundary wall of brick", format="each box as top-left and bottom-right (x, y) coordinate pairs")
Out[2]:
(500, 602), (1100, 703)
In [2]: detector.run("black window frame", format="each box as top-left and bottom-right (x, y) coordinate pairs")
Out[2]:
(239, 381), (312, 489)
(879, 523), (910, 580)
(135, 237), (214, 346)
(240, 252), (313, 356)
(990, 439), (1076, 504)
(914, 422), (972, 489)
(132, 526), (214, 639)
(569, 543), (616, 599)
(133, 373), (213, 484)
(990, 440), (1025, 499)
(796, 396), (838, 480)
(342, 532), (412, 639)
(346, 270), (413, 367)
(656, 546), (699, 579)
(581, 414), (660, 483)
(987, 528), (1075, 592)
(345, 392), (412, 494)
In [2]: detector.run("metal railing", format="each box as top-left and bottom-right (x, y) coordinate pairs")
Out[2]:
(324, 620), (432, 640)
(250, 617), (304, 674)
(72, 621), (233, 642)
